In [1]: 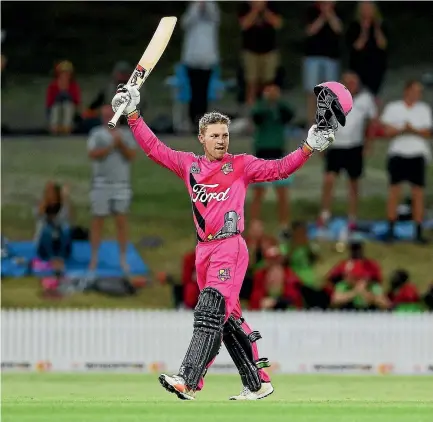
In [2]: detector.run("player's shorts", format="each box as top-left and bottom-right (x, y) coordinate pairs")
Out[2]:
(325, 145), (364, 180)
(242, 50), (279, 84)
(196, 235), (248, 319)
(387, 155), (426, 187)
(253, 148), (294, 188)
(90, 185), (131, 217)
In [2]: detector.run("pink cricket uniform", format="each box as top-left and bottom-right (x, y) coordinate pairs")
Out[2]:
(128, 117), (310, 386)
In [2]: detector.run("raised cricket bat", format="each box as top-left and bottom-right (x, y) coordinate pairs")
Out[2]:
(108, 16), (177, 129)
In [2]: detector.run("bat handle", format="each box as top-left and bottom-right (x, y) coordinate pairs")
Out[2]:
(108, 103), (127, 129)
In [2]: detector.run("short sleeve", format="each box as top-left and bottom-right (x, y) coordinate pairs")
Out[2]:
(365, 94), (378, 120)
(422, 105), (433, 129)
(87, 128), (105, 151)
(380, 103), (395, 126)
(123, 129), (138, 149)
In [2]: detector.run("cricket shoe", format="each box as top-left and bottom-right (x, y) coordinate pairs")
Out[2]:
(158, 374), (196, 400)
(229, 382), (274, 401)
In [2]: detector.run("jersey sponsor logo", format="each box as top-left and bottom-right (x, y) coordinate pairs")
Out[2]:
(221, 162), (233, 175)
(218, 268), (231, 282)
(191, 183), (230, 203)
(190, 162), (200, 174)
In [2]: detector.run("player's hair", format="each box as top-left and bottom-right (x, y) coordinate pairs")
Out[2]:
(198, 111), (231, 135)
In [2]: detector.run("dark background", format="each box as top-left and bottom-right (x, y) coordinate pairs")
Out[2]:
(3, 1), (433, 77)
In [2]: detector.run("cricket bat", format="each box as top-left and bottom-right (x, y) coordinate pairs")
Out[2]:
(108, 16), (177, 129)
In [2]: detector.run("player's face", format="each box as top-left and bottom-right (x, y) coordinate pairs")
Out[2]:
(199, 123), (230, 161)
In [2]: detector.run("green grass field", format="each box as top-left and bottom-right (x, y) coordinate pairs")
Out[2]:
(2, 374), (433, 422)
(2, 136), (433, 308)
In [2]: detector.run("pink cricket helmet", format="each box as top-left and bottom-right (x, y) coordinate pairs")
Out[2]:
(314, 81), (353, 128)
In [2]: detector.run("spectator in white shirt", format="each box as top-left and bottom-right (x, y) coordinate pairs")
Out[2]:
(381, 80), (432, 244)
(181, 1), (220, 127)
(319, 71), (377, 228)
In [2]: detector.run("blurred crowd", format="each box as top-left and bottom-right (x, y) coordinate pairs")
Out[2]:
(172, 220), (433, 313)
(1, 2), (432, 305)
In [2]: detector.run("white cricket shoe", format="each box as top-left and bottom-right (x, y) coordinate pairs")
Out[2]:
(229, 382), (274, 400)
(158, 373), (196, 401)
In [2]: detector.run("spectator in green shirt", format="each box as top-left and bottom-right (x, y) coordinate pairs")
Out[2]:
(280, 221), (329, 309)
(249, 83), (295, 239)
(331, 260), (391, 311)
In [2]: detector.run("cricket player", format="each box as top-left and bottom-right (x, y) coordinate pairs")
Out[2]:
(111, 82), (352, 401)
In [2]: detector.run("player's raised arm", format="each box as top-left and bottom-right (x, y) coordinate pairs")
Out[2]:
(244, 125), (335, 184)
(111, 84), (189, 179)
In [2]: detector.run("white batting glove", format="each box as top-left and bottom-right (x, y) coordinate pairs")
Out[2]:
(111, 84), (141, 116)
(304, 124), (335, 152)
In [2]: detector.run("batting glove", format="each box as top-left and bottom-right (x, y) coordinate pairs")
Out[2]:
(304, 124), (335, 152)
(111, 84), (141, 116)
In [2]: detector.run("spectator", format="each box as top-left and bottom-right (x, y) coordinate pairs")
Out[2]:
(87, 105), (138, 274)
(181, 249), (199, 309)
(87, 61), (132, 118)
(388, 269), (423, 312)
(241, 220), (278, 300)
(331, 260), (390, 311)
(346, 1), (388, 98)
(380, 80), (432, 244)
(326, 239), (382, 287)
(423, 282), (433, 311)
(304, 1), (343, 125)
(239, 1), (282, 106)
(34, 181), (73, 274)
(181, 1), (220, 127)
(280, 221), (329, 309)
(249, 83), (295, 237)
(46, 60), (81, 135)
(318, 71), (377, 228)
(249, 248), (302, 311)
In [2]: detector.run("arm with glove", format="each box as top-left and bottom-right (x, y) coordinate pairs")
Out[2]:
(111, 84), (191, 179)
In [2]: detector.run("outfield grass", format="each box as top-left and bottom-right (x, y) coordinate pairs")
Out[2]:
(1, 136), (433, 308)
(2, 374), (433, 422)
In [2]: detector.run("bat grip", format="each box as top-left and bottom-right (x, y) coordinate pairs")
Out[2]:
(108, 103), (127, 129)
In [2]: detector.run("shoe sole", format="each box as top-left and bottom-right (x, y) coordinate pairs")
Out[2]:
(229, 386), (274, 401)
(158, 374), (193, 401)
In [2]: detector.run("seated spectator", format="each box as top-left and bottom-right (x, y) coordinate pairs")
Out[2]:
(34, 182), (73, 274)
(241, 220), (278, 300)
(280, 221), (329, 309)
(46, 61), (81, 135)
(331, 260), (390, 311)
(326, 239), (382, 288)
(249, 247), (303, 311)
(182, 249), (199, 309)
(388, 269), (423, 312)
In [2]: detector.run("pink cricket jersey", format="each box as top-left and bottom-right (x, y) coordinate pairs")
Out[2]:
(128, 118), (310, 242)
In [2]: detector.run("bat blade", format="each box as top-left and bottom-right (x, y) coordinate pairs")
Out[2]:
(108, 16), (177, 129)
